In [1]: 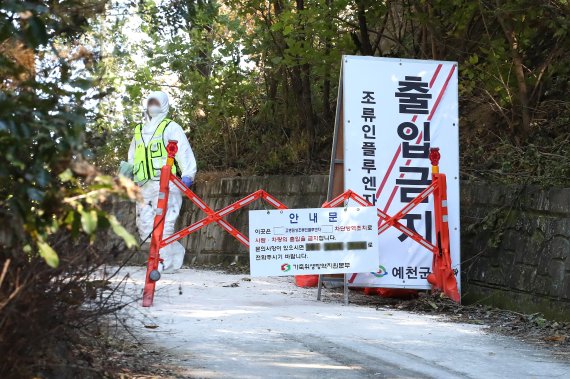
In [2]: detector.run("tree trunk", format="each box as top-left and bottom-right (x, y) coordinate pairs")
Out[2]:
(496, 2), (531, 137)
(289, 0), (318, 167)
(356, 0), (373, 55)
(322, 0), (333, 124)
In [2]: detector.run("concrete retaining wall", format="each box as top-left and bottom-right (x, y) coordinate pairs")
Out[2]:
(111, 176), (570, 320)
(177, 175), (328, 265)
(460, 183), (570, 320)
(111, 176), (328, 266)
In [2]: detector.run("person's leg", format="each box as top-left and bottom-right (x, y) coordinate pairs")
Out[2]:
(160, 184), (186, 272)
(135, 182), (159, 241)
(136, 182), (171, 271)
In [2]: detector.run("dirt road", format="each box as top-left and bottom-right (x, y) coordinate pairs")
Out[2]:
(120, 268), (569, 378)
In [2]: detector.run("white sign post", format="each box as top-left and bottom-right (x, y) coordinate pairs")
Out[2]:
(249, 207), (379, 277)
(339, 56), (460, 290)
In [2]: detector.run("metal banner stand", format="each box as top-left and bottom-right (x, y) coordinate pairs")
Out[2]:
(317, 64), (349, 305)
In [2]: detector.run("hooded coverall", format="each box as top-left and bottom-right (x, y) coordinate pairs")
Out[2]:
(127, 91), (197, 272)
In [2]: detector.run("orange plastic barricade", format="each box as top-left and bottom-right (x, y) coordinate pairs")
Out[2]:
(141, 142), (459, 306)
(142, 141), (288, 307)
(321, 148), (460, 302)
(295, 275), (319, 288)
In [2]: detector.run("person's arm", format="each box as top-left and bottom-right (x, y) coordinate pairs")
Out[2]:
(127, 137), (136, 164)
(118, 137), (136, 179)
(165, 121), (197, 180)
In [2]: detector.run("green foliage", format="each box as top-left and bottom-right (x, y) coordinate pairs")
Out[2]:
(0, 0), (138, 266)
(90, 0), (569, 185)
(37, 238), (59, 268)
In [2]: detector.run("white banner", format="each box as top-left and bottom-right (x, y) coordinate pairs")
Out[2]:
(249, 207), (379, 276)
(342, 56), (460, 290)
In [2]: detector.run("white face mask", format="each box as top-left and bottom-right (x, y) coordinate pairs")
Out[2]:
(147, 105), (162, 118)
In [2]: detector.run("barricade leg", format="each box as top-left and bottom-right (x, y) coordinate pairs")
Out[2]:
(428, 149), (460, 302)
(142, 167), (171, 306)
(142, 141), (178, 307)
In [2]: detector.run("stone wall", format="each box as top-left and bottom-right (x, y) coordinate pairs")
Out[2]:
(460, 183), (570, 321)
(112, 176), (570, 320)
(111, 175), (328, 266)
(177, 175), (328, 265)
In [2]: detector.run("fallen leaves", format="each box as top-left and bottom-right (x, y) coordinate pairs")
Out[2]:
(349, 289), (570, 354)
(544, 335), (567, 343)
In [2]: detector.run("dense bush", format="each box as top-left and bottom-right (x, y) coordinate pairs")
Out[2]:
(1, 1), (138, 377)
(0, 234), (134, 378)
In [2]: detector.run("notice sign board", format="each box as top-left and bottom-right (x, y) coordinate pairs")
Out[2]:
(340, 56), (460, 290)
(249, 207), (379, 277)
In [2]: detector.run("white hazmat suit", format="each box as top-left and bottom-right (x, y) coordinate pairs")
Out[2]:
(128, 91), (197, 272)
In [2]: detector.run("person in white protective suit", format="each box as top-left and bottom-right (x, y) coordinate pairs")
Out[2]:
(119, 91), (197, 273)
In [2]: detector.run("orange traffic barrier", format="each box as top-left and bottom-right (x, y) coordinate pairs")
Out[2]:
(142, 142), (459, 306)
(427, 148), (460, 302)
(321, 148), (460, 302)
(142, 141), (288, 307)
(295, 275), (320, 288)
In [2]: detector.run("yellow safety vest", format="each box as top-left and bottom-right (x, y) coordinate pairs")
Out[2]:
(132, 118), (177, 183)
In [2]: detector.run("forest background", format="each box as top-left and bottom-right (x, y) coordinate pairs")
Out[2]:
(90, 0), (570, 183)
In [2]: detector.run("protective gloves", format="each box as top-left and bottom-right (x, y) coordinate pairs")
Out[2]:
(118, 161), (134, 179)
(181, 176), (193, 187)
